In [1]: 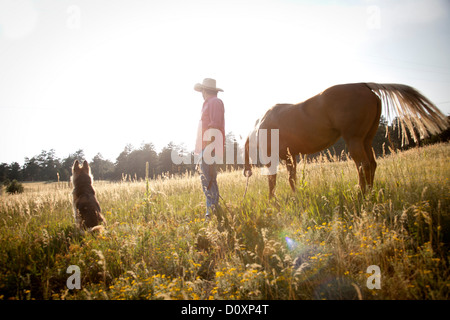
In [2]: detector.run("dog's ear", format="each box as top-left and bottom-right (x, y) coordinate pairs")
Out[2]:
(73, 160), (80, 172)
(82, 160), (90, 173)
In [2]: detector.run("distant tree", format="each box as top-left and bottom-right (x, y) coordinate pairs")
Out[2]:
(23, 157), (40, 181)
(60, 149), (86, 181)
(35, 149), (61, 181)
(158, 142), (177, 176)
(113, 143), (160, 180)
(115, 144), (134, 180)
(138, 143), (159, 179)
(420, 116), (450, 145)
(387, 116), (431, 151)
(90, 153), (115, 180)
(0, 163), (9, 183)
(8, 162), (22, 181)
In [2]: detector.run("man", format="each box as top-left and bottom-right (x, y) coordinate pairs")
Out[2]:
(194, 78), (225, 219)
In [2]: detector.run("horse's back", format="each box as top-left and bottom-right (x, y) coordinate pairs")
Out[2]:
(256, 83), (381, 155)
(320, 83), (381, 137)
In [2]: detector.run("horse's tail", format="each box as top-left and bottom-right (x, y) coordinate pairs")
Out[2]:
(366, 82), (449, 146)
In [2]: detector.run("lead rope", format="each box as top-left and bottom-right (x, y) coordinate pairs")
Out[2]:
(218, 174), (250, 216)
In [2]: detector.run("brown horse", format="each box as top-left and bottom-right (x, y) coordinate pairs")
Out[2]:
(243, 82), (448, 198)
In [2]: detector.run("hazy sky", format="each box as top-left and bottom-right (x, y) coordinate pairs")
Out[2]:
(1, 0), (449, 165)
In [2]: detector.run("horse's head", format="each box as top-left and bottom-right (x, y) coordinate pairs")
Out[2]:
(243, 118), (260, 178)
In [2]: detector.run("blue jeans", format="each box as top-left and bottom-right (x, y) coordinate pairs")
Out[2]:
(200, 158), (219, 216)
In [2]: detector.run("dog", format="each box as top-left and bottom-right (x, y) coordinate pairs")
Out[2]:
(71, 160), (106, 233)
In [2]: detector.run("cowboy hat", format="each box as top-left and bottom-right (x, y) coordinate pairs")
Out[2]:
(194, 78), (223, 92)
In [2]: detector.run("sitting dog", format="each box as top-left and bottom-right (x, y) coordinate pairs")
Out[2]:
(71, 160), (106, 233)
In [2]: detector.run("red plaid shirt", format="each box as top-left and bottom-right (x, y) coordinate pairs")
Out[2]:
(195, 96), (225, 154)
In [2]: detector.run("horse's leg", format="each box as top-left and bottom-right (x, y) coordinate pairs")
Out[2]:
(363, 100), (381, 189)
(363, 140), (377, 190)
(366, 146), (376, 189)
(286, 155), (297, 193)
(268, 174), (277, 199)
(346, 138), (371, 193)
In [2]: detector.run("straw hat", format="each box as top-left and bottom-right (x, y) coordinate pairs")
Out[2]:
(194, 78), (223, 92)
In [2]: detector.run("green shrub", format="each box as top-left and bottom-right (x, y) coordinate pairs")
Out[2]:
(6, 180), (24, 194)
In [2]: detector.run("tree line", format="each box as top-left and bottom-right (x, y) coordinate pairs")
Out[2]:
(1, 117), (448, 184)
(0, 133), (242, 183)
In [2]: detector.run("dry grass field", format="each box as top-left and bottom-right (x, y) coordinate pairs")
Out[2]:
(0, 143), (449, 300)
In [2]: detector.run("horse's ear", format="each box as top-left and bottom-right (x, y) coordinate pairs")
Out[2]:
(82, 160), (90, 173)
(72, 160), (80, 172)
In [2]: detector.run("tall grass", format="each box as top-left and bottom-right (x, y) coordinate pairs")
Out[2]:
(0, 143), (449, 300)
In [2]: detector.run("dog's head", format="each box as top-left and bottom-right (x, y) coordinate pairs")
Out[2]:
(72, 160), (93, 185)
